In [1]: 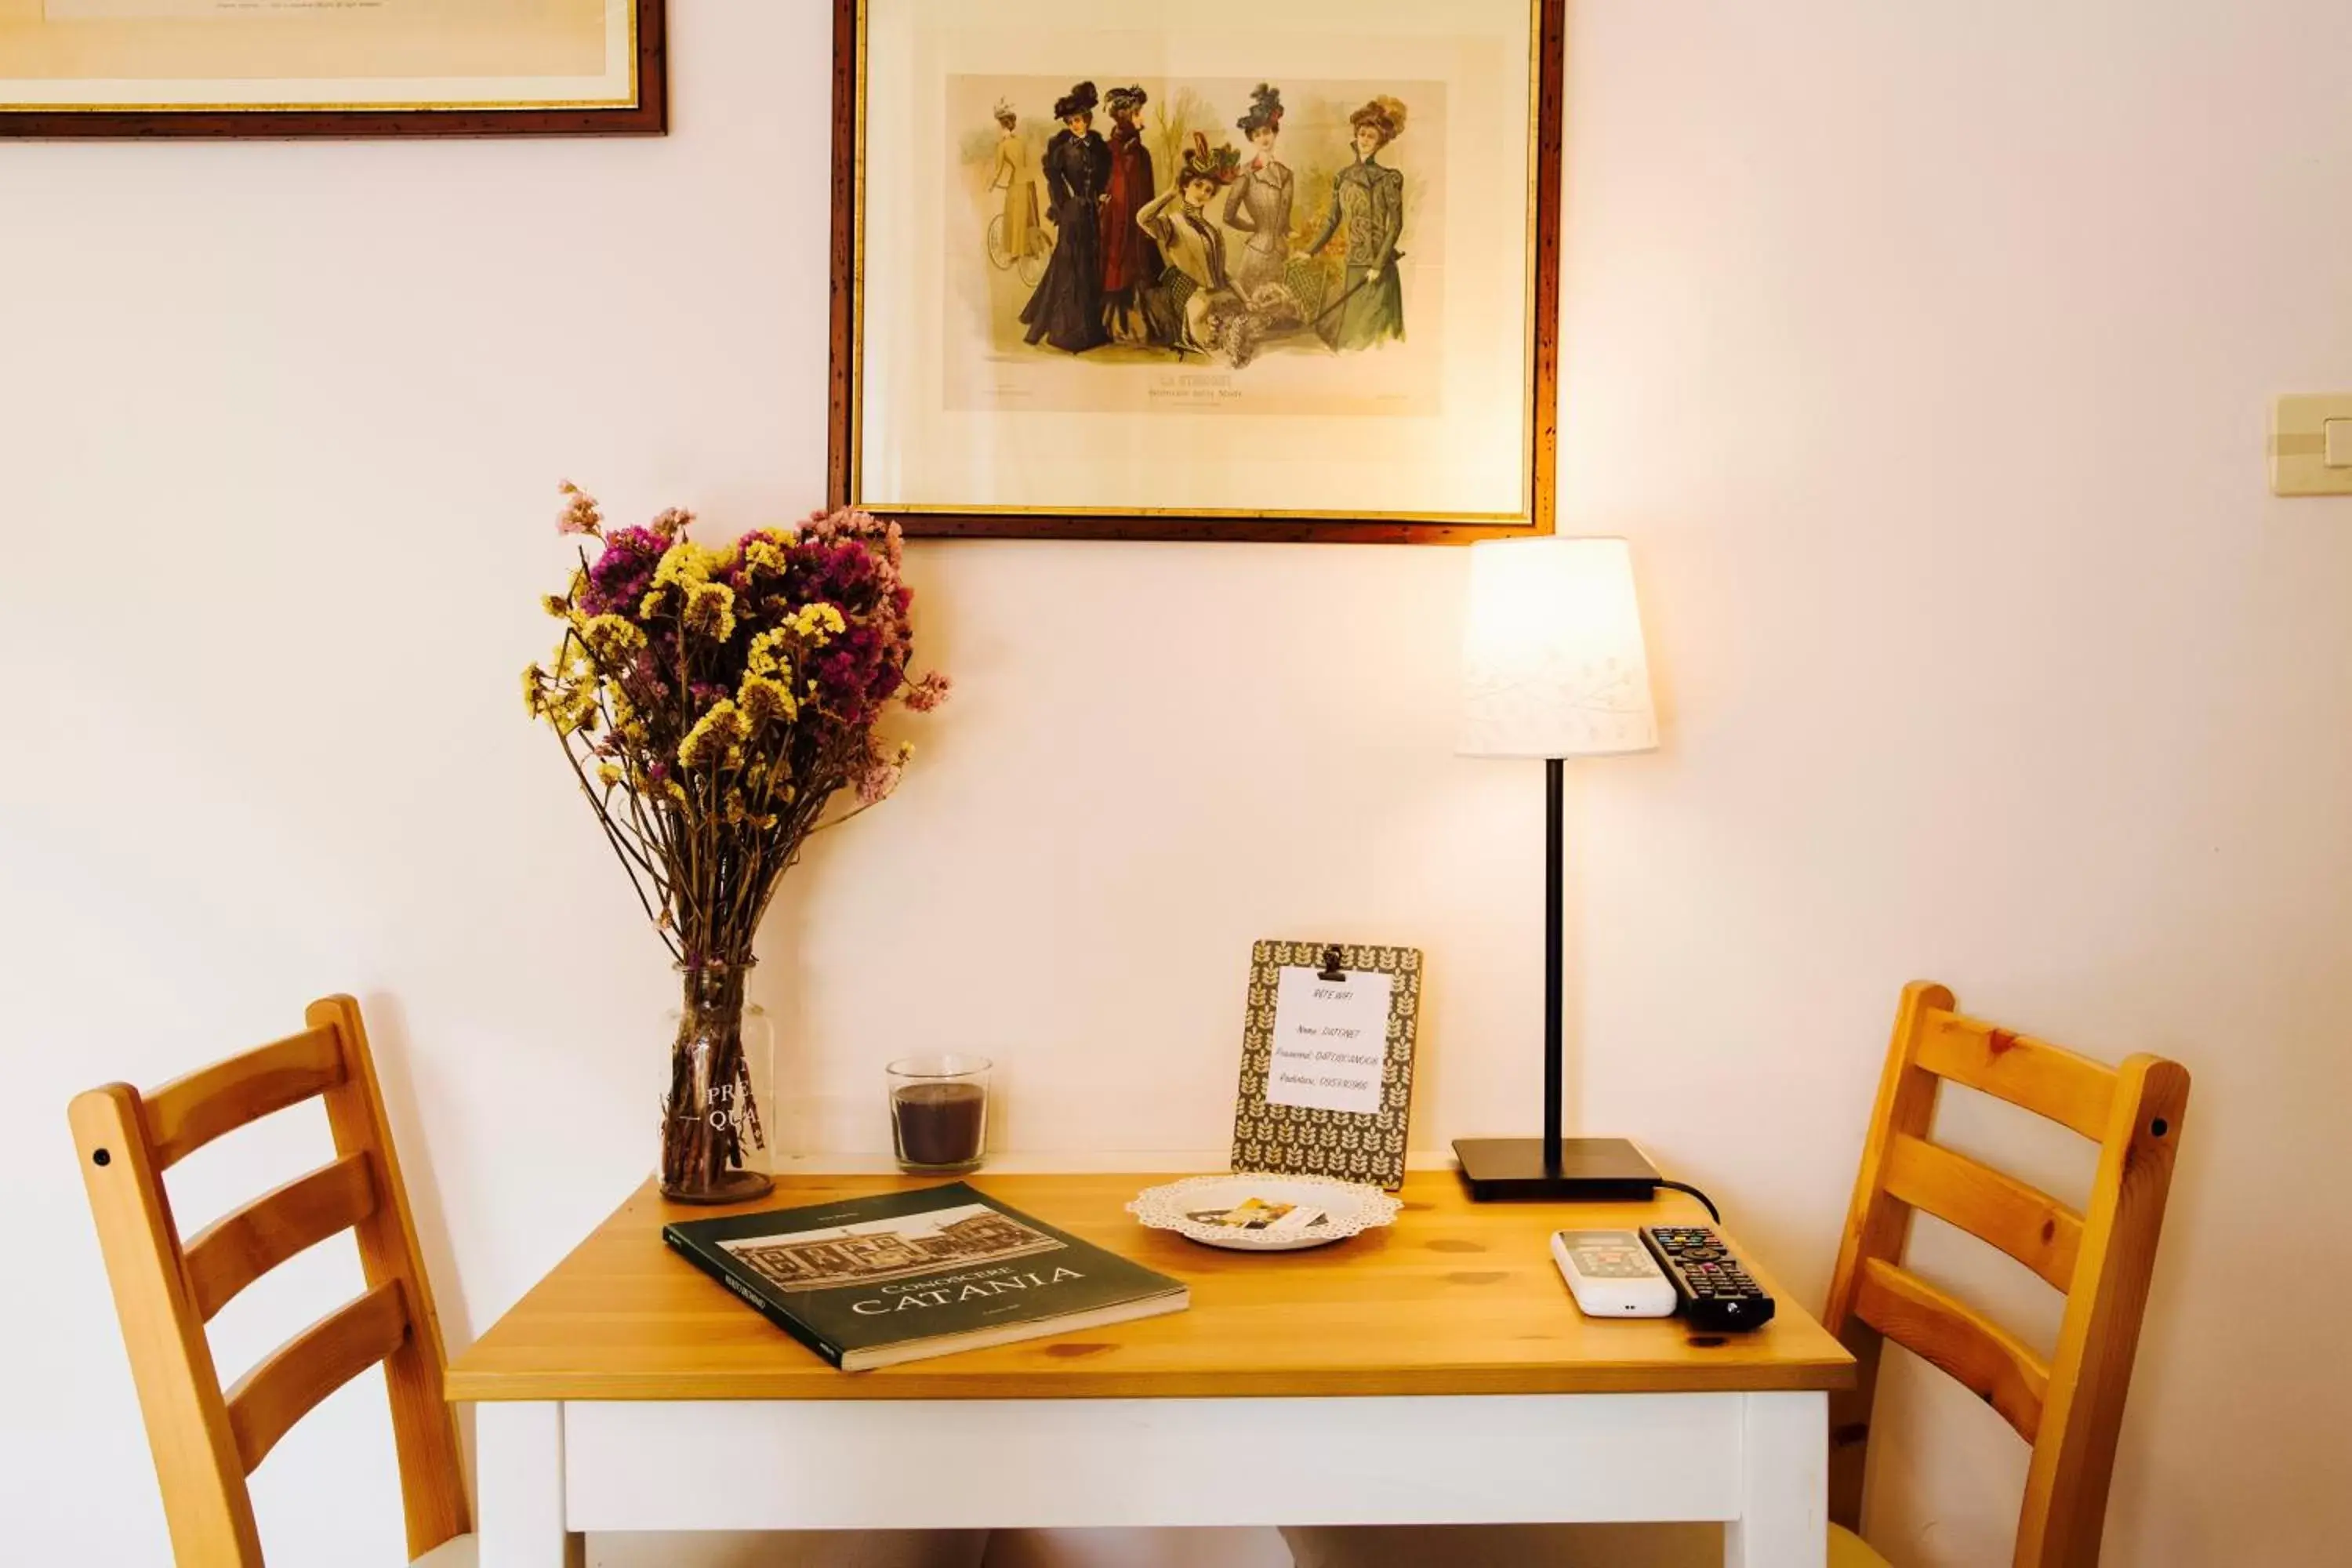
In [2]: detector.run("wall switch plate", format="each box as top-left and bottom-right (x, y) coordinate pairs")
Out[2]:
(2270, 395), (2352, 495)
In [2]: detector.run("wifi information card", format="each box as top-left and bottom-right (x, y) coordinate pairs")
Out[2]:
(1229, 940), (1424, 1191)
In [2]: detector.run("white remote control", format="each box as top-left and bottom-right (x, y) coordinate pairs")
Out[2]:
(1552, 1229), (1679, 1318)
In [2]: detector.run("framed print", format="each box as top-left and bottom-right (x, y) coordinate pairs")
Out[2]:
(829, 0), (1564, 543)
(0, 0), (665, 138)
(1229, 941), (1423, 1189)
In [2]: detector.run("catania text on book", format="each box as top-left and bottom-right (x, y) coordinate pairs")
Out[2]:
(851, 1263), (1087, 1315)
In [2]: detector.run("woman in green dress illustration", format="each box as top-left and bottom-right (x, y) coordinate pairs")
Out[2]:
(1307, 95), (1409, 350)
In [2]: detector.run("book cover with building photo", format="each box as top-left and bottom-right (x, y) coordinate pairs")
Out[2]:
(663, 1183), (1189, 1370)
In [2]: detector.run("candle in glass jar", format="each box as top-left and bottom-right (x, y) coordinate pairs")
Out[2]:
(887, 1056), (991, 1172)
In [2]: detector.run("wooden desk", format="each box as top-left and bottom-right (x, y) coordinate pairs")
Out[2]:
(450, 1172), (1853, 1566)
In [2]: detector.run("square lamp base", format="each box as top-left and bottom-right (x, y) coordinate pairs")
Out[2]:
(1452, 1136), (1664, 1203)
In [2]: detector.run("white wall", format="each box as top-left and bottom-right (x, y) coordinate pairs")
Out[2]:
(2, 2), (2347, 1565)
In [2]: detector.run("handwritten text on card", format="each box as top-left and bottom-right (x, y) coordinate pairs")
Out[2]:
(1263, 966), (1395, 1117)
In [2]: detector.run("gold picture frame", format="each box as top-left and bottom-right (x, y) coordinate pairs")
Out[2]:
(829, 0), (1566, 543)
(1230, 940), (1423, 1191)
(0, 0), (666, 138)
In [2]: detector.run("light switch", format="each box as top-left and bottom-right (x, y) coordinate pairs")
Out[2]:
(2272, 395), (2352, 495)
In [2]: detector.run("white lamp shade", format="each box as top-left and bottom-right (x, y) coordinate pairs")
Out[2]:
(1458, 536), (1660, 759)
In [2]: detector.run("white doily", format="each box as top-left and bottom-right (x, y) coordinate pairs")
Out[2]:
(1127, 1173), (1404, 1251)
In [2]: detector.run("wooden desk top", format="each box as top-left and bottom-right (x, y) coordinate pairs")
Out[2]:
(446, 1172), (1854, 1403)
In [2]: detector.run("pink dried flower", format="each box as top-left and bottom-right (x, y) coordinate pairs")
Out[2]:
(557, 481), (603, 537)
(852, 738), (913, 806)
(903, 672), (951, 713)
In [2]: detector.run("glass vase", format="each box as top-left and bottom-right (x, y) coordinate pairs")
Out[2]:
(659, 959), (775, 1205)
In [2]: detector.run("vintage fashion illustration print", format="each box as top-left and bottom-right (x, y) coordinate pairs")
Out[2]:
(946, 72), (1446, 417)
(845, 0), (1552, 532)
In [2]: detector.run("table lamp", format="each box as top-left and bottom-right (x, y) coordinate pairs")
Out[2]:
(1453, 536), (1661, 1200)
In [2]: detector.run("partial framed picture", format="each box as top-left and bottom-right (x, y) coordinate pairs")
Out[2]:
(829, 0), (1564, 543)
(0, 0), (666, 139)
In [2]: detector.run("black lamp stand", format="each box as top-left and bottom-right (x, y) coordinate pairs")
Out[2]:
(1453, 757), (1662, 1201)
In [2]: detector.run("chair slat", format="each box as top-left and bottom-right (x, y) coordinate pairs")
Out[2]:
(1912, 1009), (2115, 1140)
(143, 1025), (346, 1171)
(224, 1281), (410, 1475)
(183, 1153), (378, 1323)
(1882, 1133), (2083, 1293)
(1855, 1257), (2049, 1443)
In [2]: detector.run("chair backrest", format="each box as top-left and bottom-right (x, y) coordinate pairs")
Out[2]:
(68, 996), (470, 1566)
(1823, 982), (2190, 1568)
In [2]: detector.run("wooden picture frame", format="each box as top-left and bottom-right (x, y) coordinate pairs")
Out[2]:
(829, 0), (1565, 544)
(0, 1), (666, 140)
(1229, 941), (1423, 1190)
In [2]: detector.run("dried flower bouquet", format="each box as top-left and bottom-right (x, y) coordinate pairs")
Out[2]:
(524, 485), (947, 1201)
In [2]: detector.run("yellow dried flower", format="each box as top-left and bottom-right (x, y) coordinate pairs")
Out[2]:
(521, 663), (547, 717)
(580, 614), (648, 665)
(552, 683), (602, 737)
(639, 586), (671, 619)
(683, 581), (738, 641)
(723, 790), (748, 826)
(678, 699), (749, 771)
(746, 629), (794, 679)
(743, 539), (787, 576)
(737, 673), (798, 727)
(662, 779), (689, 804)
(596, 764), (623, 788)
(789, 602), (848, 643)
(652, 541), (720, 594)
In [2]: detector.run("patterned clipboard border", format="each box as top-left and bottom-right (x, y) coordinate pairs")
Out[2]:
(1229, 940), (1424, 1192)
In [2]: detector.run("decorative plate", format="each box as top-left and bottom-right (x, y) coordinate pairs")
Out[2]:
(1126, 1174), (1404, 1253)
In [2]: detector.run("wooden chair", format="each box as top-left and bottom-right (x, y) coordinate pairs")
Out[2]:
(69, 996), (474, 1566)
(1824, 982), (2190, 1568)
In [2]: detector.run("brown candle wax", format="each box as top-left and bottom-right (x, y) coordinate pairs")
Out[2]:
(893, 1080), (986, 1168)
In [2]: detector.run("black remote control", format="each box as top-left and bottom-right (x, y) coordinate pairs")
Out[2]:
(1639, 1225), (1777, 1332)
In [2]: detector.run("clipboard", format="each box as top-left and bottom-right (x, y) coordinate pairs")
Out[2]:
(1229, 940), (1424, 1191)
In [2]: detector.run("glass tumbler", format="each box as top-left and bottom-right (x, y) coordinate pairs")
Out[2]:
(887, 1054), (992, 1174)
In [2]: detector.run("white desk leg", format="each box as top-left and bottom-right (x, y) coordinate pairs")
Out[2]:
(1725, 1391), (1828, 1568)
(477, 1403), (583, 1568)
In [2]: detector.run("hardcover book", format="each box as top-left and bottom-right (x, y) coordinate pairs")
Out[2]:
(662, 1182), (1189, 1371)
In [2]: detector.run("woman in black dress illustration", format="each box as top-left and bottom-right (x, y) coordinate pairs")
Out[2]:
(1019, 81), (1113, 354)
